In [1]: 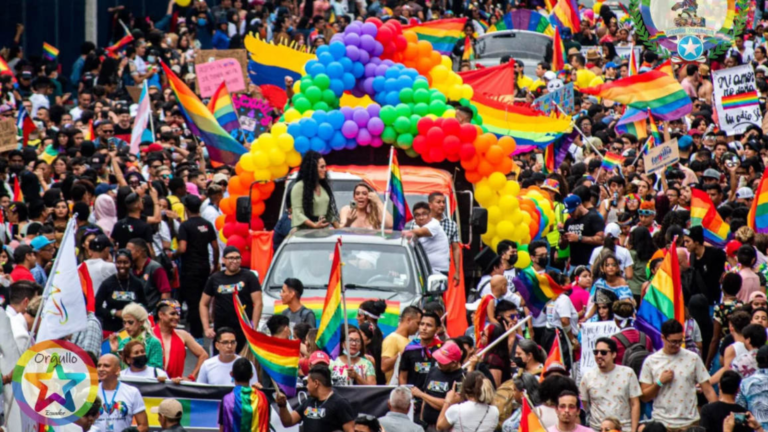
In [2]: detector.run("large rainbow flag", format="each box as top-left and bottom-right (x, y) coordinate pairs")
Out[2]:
(690, 188), (730, 247)
(488, 10), (554, 36)
(231, 386), (270, 432)
(207, 81), (241, 133)
(512, 265), (566, 317)
(748, 167), (768, 234)
(234, 287), (301, 396)
(316, 238), (344, 358)
(550, 0), (581, 33)
(615, 107), (648, 139)
(403, 18), (467, 55)
(636, 246), (684, 349)
(472, 94), (572, 148)
(388, 148), (413, 230)
(161, 62), (248, 165)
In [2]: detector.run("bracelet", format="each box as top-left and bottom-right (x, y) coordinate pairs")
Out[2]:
(656, 379), (664, 387)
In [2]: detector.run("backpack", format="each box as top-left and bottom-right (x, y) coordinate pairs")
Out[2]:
(614, 331), (650, 377)
(492, 379), (517, 429)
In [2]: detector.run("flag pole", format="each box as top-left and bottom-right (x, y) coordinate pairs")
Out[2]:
(555, 102), (601, 155)
(462, 315), (531, 368)
(381, 146), (394, 236)
(146, 81), (156, 139)
(339, 239), (352, 370)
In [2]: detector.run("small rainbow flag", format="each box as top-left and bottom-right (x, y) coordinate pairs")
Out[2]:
(206, 81), (241, 133)
(402, 18), (467, 55)
(646, 109), (662, 153)
(636, 245), (684, 349)
(628, 45), (638, 76)
(234, 286), (300, 397)
(462, 35), (474, 61)
(388, 147), (413, 231)
(690, 188), (730, 248)
(521, 396), (547, 432)
(601, 151), (625, 171)
(748, 167), (768, 234)
(274, 297), (400, 336)
(232, 385), (270, 432)
(541, 328), (563, 381)
(552, 26), (565, 72)
(722, 91), (760, 110)
(513, 266), (566, 317)
(42, 43), (59, 61)
(84, 119), (95, 141)
(316, 238), (344, 358)
(78, 263), (95, 313)
(473, 294), (494, 344)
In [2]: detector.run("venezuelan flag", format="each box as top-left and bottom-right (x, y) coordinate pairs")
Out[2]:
(552, 27), (565, 72)
(161, 62), (248, 165)
(232, 385), (270, 432)
(601, 151), (625, 171)
(207, 81), (240, 133)
(316, 238), (344, 358)
(690, 188), (730, 247)
(488, 10), (554, 36)
(274, 297), (401, 336)
(521, 396), (547, 432)
(550, 0), (581, 33)
(749, 167), (768, 234)
(388, 148), (413, 230)
(512, 266), (566, 317)
(42, 43), (59, 61)
(636, 245), (684, 349)
(245, 35), (312, 89)
(403, 18), (467, 55)
(234, 286), (301, 396)
(473, 94), (572, 148)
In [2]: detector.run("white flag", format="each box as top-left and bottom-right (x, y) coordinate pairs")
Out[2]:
(36, 217), (87, 342)
(130, 81), (151, 154)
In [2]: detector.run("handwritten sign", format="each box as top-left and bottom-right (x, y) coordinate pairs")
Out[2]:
(580, 46), (603, 60)
(0, 118), (17, 153)
(580, 321), (619, 372)
(194, 49), (249, 93)
(232, 94), (274, 143)
(713, 64), (763, 135)
(643, 138), (679, 174)
(615, 46), (642, 70)
(532, 83), (575, 115)
(195, 58), (246, 98)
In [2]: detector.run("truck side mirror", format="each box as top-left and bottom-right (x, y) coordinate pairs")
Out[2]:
(471, 207), (488, 234)
(426, 274), (448, 295)
(236, 196), (251, 223)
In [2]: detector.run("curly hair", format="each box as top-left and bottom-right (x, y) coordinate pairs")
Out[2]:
(296, 151), (337, 222)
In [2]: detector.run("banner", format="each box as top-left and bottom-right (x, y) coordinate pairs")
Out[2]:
(124, 379), (394, 432)
(643, 138), (679, 174)
(195, 58), (246, 98)
(713, 64), (763, 135)
(231, 94), (274, 143)
(531, 82), (575, 115)
(579, 321), (619, 372)
(0, 118), (16, 153)
(194, 49), (249, 94)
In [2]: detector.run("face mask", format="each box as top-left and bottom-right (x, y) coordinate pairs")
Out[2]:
(147, 55), (157, 64)
(343, 349), (360, 358)
(508, 253), (518, 266)
(198, 18), (207, 26)
(132, 354), (148, 369)
(513, 356), (525, 368)
(536, 256), (549, 267)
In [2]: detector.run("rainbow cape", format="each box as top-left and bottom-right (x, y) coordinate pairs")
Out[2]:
(232, 385), (270, 432)
(316, 238), (344, 358)
(521, 396), (547, 432)
(274, 297), (400, 336)
(690, 188), (730, 247)
(388, 149), (413, 230)
(488, 10), (554, 36)
(580, 70), (692, 121)
(550, 0), (581, 33)
(512, 266), (566, 317)
(161, 62), (248, 165)
(552, 26), (565, 72)
(748, 167), (768, 234)
(402, 18), (467, 55)
(42, 43), (59, 61)
(722, 91), (759, 110)
(234, 287), (300, 396)
(601, 151), (625, 171)
(636, 246), (684, 349)
(207, 81), (241, 133)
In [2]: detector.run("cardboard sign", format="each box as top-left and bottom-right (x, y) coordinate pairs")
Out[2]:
(580, 321), (619, 372)
(195, 58), (246, 98)
(532, 83), (575, 115)
(194, 49), (249, 94)
(232, 94), (274, 143)
(126, 85), (142, 104)
(0, 118), (17, 153)
(643, 138), (680, 174)
(713, 64), (763, 135)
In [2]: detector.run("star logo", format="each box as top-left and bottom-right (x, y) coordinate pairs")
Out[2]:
(25, 363), (86, 413)
(678, 36), (704, 62)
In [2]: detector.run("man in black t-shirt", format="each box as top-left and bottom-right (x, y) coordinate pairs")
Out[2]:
(175, 195), (218, 340)
(275, 365), (356, 432)
(399, 312), (442, 418)
(700, 370), (750, 432)
(412, 340), (465, 429)
(559, 194), (605, 267)
(111, 192), (154, 250)
(686, 226), (727, 305)
(200, 245), (262, 352)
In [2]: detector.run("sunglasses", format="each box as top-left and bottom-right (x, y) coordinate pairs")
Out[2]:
(638, 210), (656, 216)
(102, 130), (115, 135)
(593, 349), (610, 356)
(161, 174), (172, 179)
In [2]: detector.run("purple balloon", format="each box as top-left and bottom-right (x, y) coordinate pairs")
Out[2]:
(367, 104), (381, 118)
(375, 64), (389, 77)
(340, 106), (354, 120)
(383, 59), (394, 66)
(345, 22), (362, 34)
(331, 34), (344, 43)
(370, 137), (384, 148)
(344, 33), (361, 47)
(369, 57), (382, 66)
(353, 109), (370, 127)
(341, 120), (359, 139)
(373, 42), (384, 57)
(363, 78), (375, 95)
(364, 63), (377, 78)
(367, 117), (385, 135)
(358, 50), (370, 65)
(361, 22), (378, 37)
(346, 45), (360, 62)
(360, 35), (376, 53)
(357, 128), (372, 146)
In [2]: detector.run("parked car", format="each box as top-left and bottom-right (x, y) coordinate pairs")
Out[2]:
(474, 30), (551, 77)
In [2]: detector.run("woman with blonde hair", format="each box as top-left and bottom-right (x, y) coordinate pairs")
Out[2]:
(600, 417), (622, 432)
(436, 371), (499, 432)
(109, 302), (164, 369)
(339, 182), (392, 229)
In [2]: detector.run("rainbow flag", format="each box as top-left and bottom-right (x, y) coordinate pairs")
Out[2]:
(388, 148), (413, 230)
(42, 43), (59, 61)
(274, 297), (400, 336)
(580, 70), (692, 121)
(646, 110), (662, 153)
(636, 245), (684, 349)
(106, 34), (135, 59)
(748, 167), (768, 234)
(550, 0), (581, 33)
(473, 94), (572, 148)
(232, 386), (270, 432)
(601, 151), (625, 171)
(461, 36), (474, 61)
(628, 45), (638, 76)
(161, 62), (248, 165)
(234, 286), (300, 396)
(316, 238), (344, 358)
(552, 27), (565, 72)
(473, 294), (494, 343)
(0, 56), (15, 83)
(12, 177), (22, 202)
(488, 10), (554, 36)
(207, 81), (240, 133)
(512, 265), (566, 317)
(615, 107), (648, 139)
(521, 396), (547, 432)
(690, 188), (730, 247)
(78, 263), (95, 313)
(84, 119), (94, 141)
(722, 91), (760, 110)
(402, 18), (467, 55)
(541, 328), (563, 381)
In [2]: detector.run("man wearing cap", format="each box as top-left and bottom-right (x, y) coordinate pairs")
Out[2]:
(150, 399), (186, 432)
(412, 340), (465, 431)
(558, 194), (605, 267)
(92, 354), (148, 432)
(702, 168), (722, 186)
(736, 187), (755, 207)
(29, 236), (54, 286)
(83, 235), (118, 297)
(276, 365), (356, 432)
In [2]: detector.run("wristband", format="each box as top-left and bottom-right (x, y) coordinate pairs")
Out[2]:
(656, 379), (664, 387)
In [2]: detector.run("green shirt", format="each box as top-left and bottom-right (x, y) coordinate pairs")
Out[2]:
(117, 333), (164, 370)
(628, 249), (648, 296)
(290, 180), (339, 229)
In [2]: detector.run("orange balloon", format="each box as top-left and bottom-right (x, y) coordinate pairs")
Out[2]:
(465, 171), (483, 184)
(416, 57), (432, 74)
(249, 188), (262, 202)
(215, 214), (226, 230)
(478, 159), (495, 177)
(220, 197), (235, 215)
(252, 201), (266, 216)
(529, 221), (539, 238)
(429, 51), (442, 67)
(474, 134), (492, 154)
(403, 30), (418, 43)
(498, 157), (514, 174)
(498, 136), (516, 154)
(404, 43), (418, 60)
(239, 169), (255, 185)
(460, 154), (481, 170)
(417, 40), (432, 57)
(257, 181), (276, 197)
(235, 162), (245, 176)
(485, 145), (504, 164)
(228, 176), (246, 196)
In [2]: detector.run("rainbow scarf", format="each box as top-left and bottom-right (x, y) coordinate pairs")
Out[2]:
(206, 81), (241, 133)
(232, 385), (270, 432)
(748, 167), (768, 233)
(316, 238), (344, 358)
(388, 149), (413, 230)
(42, 43), (59, 61)
(690, 188), (730, 247)
(601, 151), (625, 171)
(636, 246), (684, 349)
(512, 266), (566, 317)
(402, 18), (467, 55)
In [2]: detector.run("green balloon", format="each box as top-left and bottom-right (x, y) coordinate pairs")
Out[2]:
(458, 98), (470, 106)
(380, 106), (397, 126)
(300, 78), (313, 92)
(404, 147), (419, 158)
(394, 116), (411, 134)
(413, 89), (430, 104)
(413, 79), (429, 91)
(413, 103), (429, 117)
(322, 89), (337, 105)
(315, 74), (331, 90)
(291, 93), (303, 104)
(430, 91), (447, 103)
(395, 103), (411, 118)
(313, 101), (330, 112)
(399, 88), (414, 104)
(305, 86), (322, 103)
(409, 115), (421, 135)
(470, 105), (478, 116)
(294, 97), (312, 113)
(381, 126), (397, 143)
(429, 100), (446, 116)
(397, 133), (414, 148)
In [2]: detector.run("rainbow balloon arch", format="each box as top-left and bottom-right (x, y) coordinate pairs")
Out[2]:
(215, 17), (559, 268)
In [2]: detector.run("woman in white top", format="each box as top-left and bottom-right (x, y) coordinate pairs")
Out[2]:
(589, 223), (634, 279)
(436, 371), (499, 432)
(339, 183), (392, 229)
(120, 340), (169, 381)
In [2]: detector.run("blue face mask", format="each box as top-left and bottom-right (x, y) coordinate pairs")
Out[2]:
(198, 18), (207, 26)
(147, 55), (156, 64)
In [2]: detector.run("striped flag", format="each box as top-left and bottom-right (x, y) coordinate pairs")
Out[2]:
(206, 81), (240, 133)
(462, 36), (474, 61)
(17, 105), (36, 147)
(748, 167), (768, 233)
(629, 45), (638, 76)
(645, 109), (662, 154)
(316, 238), (344, 358)
(0, 56), (15, 83)
(552, 27), (565, 72)
(78, 263), (96, 313)
(636, 245), (684, 349)
(130, 81), (152, 154)
(387, 147), (413, 230)
(42, 42), (59, 61)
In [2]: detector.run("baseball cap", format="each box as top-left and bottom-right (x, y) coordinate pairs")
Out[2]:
(90, 153), (106, 169)
(89, 234), (112, 252)
(20, 70), (32, 79)
(141, 143), (165, 153)
(30, 236), (53, 252)
(183, 194), (202, 209)
(737, 187), (755, 199)
(151, 399), (183, 420)
(725, 240), (743, 257)
(563, 194), (582, 214)
(604, 222), (621, 239)
(124, 192), (140, 206)
(213, 173), (229, 184)
(750, 291), (767, 303)
(703, 168), (721, 180)
(95, 183), (117, 196)
(310, 351), (331, 366)
(543, 71), (557, 81)
(433, 341), (463, 365)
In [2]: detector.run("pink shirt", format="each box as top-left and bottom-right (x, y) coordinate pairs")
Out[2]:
(548, 424), (593, 432)
(568, 284), (590, 314)
(737, 268), (762, 303)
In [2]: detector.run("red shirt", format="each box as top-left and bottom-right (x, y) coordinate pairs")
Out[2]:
(11, 265), (35, 282)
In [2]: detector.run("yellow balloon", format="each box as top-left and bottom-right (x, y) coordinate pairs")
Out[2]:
(515, 251), (531, 269)
(475, 184), (493, 206)
(485, 223), (496, 239)
(449, 86), (463, 101)
(514, 224), (528, 241)
(253, 168), (272, 182)
(503, 180), (521, 196)
(268, 148), (286, 166)
(491, 236), (502, 252)
(510, 210), (523, 225)
(431, 65), (450, 83)
(277, 134), (294, 152)
(239, 153), (255, 172)
(499, 195), (519, 214)
(488, 172), (507, 191)
(284, 108), (301, 123)
(302, 110), (314, 118)
(481, 232), (495, 246)
(271, 123), (288, 136)
(487, 206), (502, 223)
(497, 220), (515, 239)
(253, 151), (271, 169)
(442, 109), (456, 119)
(175, 0), (191, 6)
(441, 55), (453, 69)
(270, 164), (290, 178)
(286, 150), (303, 167)
(461, 85), (474, 100)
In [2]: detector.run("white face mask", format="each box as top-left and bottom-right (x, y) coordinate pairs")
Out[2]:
(343, 348), (360, 358)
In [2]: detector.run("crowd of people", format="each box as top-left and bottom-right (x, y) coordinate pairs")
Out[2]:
(4, 0), (768, 432)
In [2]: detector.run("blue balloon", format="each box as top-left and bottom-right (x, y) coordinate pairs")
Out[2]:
(339, 57), (353, 72)
(372, 76), (386, 93)
(326, 62), (344, 79)
(329, 42), (346, 60)
(352, 62), (365, 79)
(397, 75), (414, 89)
(287, 123), (302, 137)
(374, 93), (387, 105)
(384, 67), (400, 79)
(330, 132), (346, 150)
(385, 92), (400, 106)
(310, 137), (326, 152)
(342, 73), (355, 90)
(330, 79), (345, 97)
(345, 139), (357, 150)
(316, 45), (330, 56)
(305, 60), (319, 74)
(312, 111), (328, 124)
(294, 136), (311, 153)
(308, 63), (326, 76)
(317, 122), (334, 140)
(318, 52), (335, 66)
(327, 110), (345, 129)
(301, 118), (319, 137)
(384, 78), (398, 92)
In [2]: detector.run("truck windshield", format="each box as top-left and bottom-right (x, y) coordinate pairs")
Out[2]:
(268, 242), (414, 293)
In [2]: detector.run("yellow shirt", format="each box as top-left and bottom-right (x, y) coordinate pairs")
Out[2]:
(381, 332), (409, 383)
(517, 75), (535, 91)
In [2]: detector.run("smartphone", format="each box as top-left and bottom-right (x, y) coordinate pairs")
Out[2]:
(535, 154), (544, 166)
(455, 382), (463, 393)
(734, 413), (746, 426)
(350, 200), (357, 209)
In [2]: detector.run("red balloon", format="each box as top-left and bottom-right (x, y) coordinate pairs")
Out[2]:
(412, 135), (428, 155)
(234, 222), (250, 238)
(366, 17), (383, 28)
(394, 35), (407, 51)
(250, 216), (265, 231)
(465, 171), (483, 184)
(434, 118), (444, 128)
(443, 118), (461, 136)
(460, 154), (480, 170)
(257, 181), (275, 197)
(387, 20), (403, 33)
(417, 117), (434, 135)
(227, 234), (247, 251)
(429, 147), (445, 163)
(222, 222), (236, 239)
(459, 143), (477, 160)
(426, 127), (445, 147)
(459, 123), (478, 143)
(446, 152), (461, 163)
(241, 250), (252, 268)
(225, 214), (237, 224)
(443, 136), (461, 158)
(376, 27), (392, 42)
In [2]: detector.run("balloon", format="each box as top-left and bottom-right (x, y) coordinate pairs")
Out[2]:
(514, 251), (531, 269)
(488, 172), (507, 191)
(498, 136), (516, 154)
(215, 215), (226, 230)
(227, 234), (247, 251)
(175, 0), (191, 6)
(239, 153), (256, 172)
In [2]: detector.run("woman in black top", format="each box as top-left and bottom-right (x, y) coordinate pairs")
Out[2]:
(358, 299), (387, 384)
(96, 249), (147, 332)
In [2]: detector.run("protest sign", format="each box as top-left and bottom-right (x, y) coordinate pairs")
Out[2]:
(615, 46), (642, 69)
(580, 46), (603, 59)
(532, 83), (575, 115)
(713, 64), (763, 135)
(194, 49), (249, 92)
(232, 94), (274, 142)
(195, 58), (246, 98)
(643, 139), (679, 174)
(580, 321), (619, 372)
(126, 85), (142, 103)
(0, 118), (17, 152)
